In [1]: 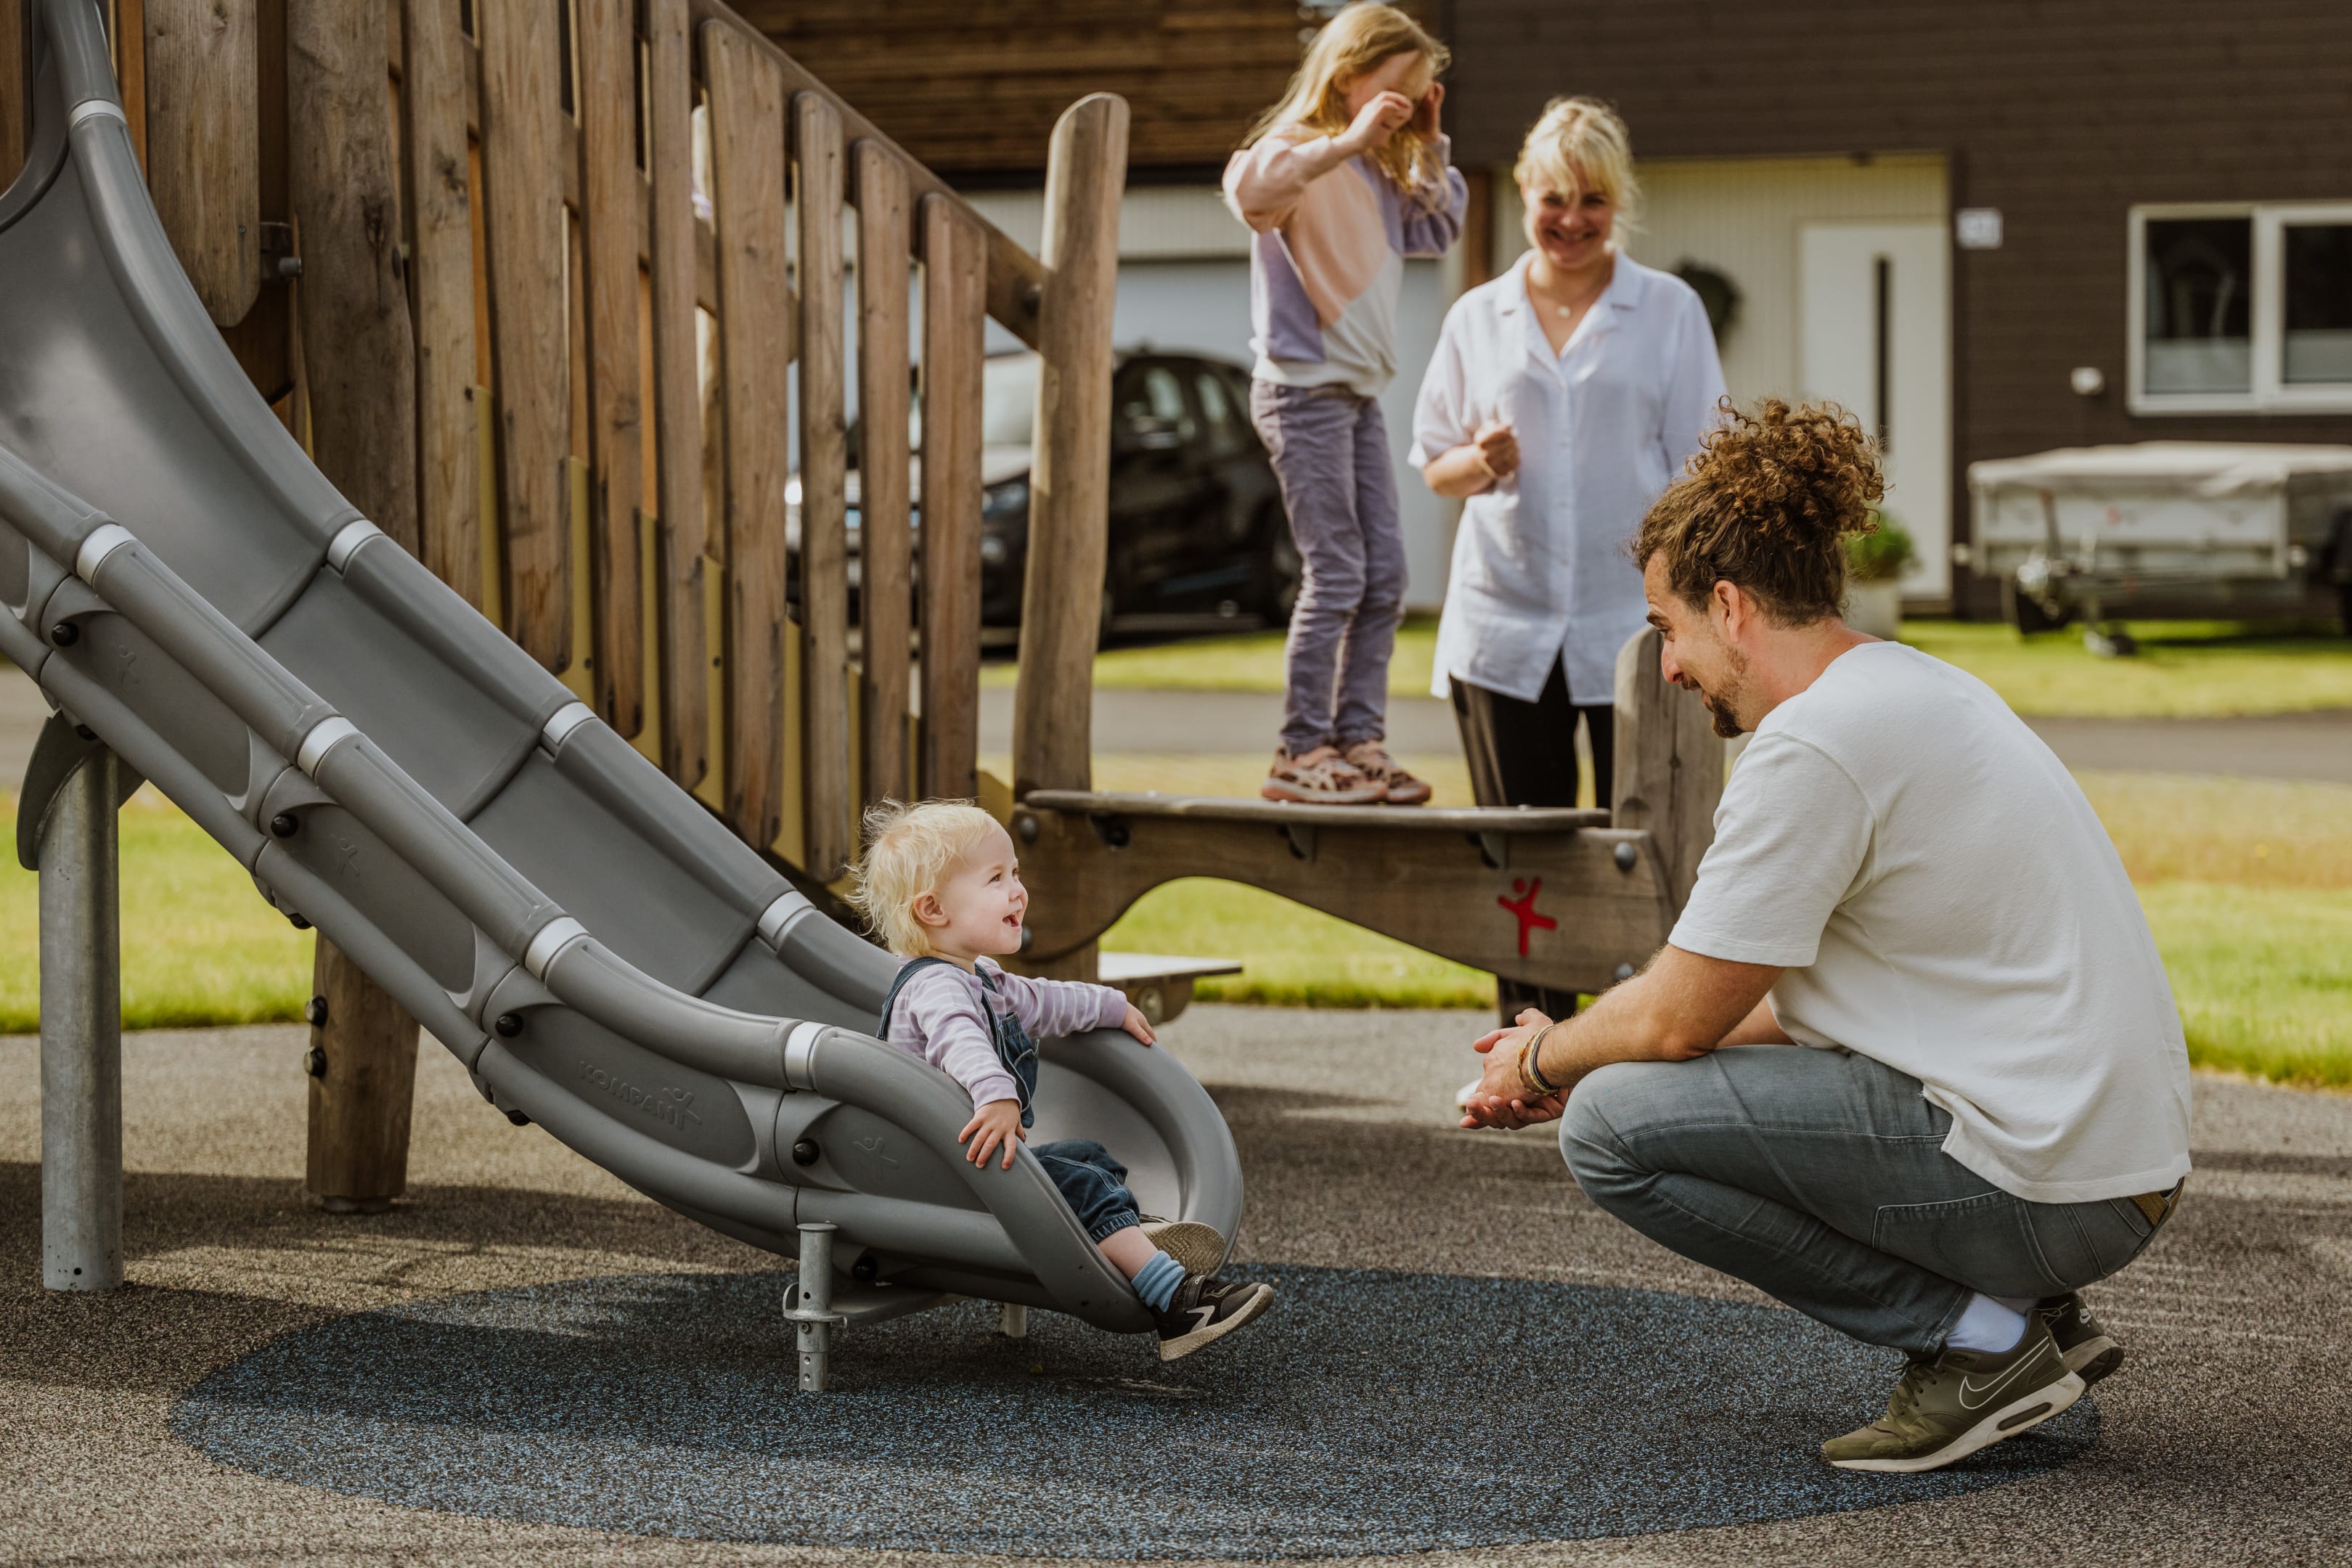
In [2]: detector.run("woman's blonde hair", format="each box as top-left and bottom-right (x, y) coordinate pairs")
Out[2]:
(1245, 2), (1450, 197)
(1513, 96), (1641, 231)
(846, 799), (1003, 957)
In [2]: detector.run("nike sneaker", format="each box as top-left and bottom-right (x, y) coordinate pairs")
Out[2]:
(1153, 1275), (1275, 1362)
(1139, 1218), (1228, 1277)
(2038, 1292), (2124, 1386)
(1821, 1314), (2086, 1472)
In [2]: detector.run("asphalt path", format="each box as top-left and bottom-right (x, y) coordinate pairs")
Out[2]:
(1, 1009), (2345, 1563)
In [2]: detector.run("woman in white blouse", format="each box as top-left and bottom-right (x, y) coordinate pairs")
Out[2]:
(1410, 97), (1726, 1026)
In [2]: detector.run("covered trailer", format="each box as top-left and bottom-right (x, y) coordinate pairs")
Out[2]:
(1968, 443), (2352, 647)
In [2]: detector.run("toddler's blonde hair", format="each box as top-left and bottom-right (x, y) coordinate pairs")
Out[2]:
(1514, 96), (1641, 232)
(1244, 1), (1451, 199)
(847, 799), (1003, 957)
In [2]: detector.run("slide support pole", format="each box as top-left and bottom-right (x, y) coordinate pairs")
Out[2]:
(39, 750), (123, 1292)
(788, 1221), (845, 1392)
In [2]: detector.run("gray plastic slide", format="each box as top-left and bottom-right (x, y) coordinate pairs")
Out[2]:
(0, 0), (1241, 1342)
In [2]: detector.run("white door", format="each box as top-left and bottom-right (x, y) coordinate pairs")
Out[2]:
(1799, 221), (1951, 599)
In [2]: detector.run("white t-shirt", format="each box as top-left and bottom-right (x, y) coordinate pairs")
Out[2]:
(1669, 641), (2192, 1205)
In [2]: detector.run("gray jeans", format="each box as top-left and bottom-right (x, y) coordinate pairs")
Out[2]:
(1559, 1045), (2168, 1357)
(1249, 380), (1407, 755)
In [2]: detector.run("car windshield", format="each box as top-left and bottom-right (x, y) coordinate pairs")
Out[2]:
(981, 353), (1038, 447)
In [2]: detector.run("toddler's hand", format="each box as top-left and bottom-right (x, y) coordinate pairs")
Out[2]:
(1121, 1004), (1158, 1047)
(960, 1098), (1026, 1169)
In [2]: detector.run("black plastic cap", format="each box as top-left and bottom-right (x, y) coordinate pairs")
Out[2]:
(269, 812), (299, 838)
(791, 1138), (820, 1167)
(493, 1013), (523, 1038)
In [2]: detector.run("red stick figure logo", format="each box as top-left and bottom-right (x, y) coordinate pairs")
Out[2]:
(1498, 877), (1558, 958)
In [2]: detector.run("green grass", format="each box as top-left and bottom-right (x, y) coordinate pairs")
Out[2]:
(985, 613), (2352, 718)
(0, 790), (311, 1034)
(7, 775), (2348, 1091)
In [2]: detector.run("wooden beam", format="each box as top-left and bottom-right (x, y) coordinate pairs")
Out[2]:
(1, 0), (25, 189)
(1610, 626), (1726, 915)
(578, 0), (645, 735)
(1010, 803), (1674, 996)
(286, 0), (421, 1214)
(684, 0), (1045, 350)
(704, 19), (792, 851)
(216, 0), (293, 404)
(401, 0), (480, 606)
(916, 192), (983, 804)
(645, 0), (707, 789)
(475, 0), (572, 668)
(852, 139), (912, 811)
(113, 0), (147, 171)
(795, 90), (850, 880)
(142, 0), (259, 325)
(1010, 93), (1126, 802)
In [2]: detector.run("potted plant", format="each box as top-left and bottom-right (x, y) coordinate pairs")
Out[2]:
(1844, 511), (1915, 638)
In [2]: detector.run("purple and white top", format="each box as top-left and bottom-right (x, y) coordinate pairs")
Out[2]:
(883, 957), (1129, 1109)
(1223, 130), (1466, 399)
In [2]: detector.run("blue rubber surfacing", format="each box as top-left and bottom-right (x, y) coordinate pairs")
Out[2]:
(170, 1266), (2094, 1559)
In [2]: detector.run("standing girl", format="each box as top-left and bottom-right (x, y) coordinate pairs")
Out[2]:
(1225, 3), (1466, 805)
(1411, 97), (1726, 1029)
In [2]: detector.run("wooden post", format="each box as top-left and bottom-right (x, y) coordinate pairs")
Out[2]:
(794, 91), (851, 880)
(578, 0), (644, 736)
(2, 0), (25, 190)
(1609, 626), (1726, 915)
(400, 0), (480, 607)
(142, 0), (260, 326)
(475, 0), (571, 669)
(916, 192), (984, 804)
(1010, 94), (1126, 804)
(219, 0), (292, 404)
(704, 20), (793, 852)
(287, 0), (421, 1213)
(853, 142), (912, 810)
(644, 0), (706, 789)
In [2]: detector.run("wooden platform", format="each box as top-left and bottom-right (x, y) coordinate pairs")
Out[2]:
(1097, 951), (1244, 1026)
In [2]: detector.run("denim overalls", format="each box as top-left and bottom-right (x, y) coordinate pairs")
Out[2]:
(880, 957), (1144, 1243)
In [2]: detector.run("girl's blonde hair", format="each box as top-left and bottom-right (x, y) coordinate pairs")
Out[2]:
(1245, 2), (1450, 197)
(1513, 96), (1641, 232)
(847, 799), (1003, 957)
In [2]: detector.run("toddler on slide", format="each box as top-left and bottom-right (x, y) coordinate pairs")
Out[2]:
(849, 800), (1275, 1360)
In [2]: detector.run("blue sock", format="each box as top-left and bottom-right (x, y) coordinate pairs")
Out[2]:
(1132, 1249), (1185, 1312)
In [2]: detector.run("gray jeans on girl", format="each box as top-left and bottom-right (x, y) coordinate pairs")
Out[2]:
(1250, 380), (1408, 756)
(1559, 1043), (2171, 1358)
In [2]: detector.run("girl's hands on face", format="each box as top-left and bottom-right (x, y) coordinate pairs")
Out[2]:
(1120, 1004), (1158, 1047)
(1342, 90), (1416, 154)
(1411, 81), (1445, 139)
(959, 1098), (1026, 1169)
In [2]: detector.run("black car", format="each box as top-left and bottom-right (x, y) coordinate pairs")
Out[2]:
(794, 348), (1297, 644)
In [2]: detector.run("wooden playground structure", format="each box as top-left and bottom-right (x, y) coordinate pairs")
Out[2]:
(1, 0), (1720, 1211)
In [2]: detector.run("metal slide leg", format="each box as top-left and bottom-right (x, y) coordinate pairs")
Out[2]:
(785, 1222), (848, 1392)
(999, 1303), (1028, 1339)
(39, 751), (123, 1292)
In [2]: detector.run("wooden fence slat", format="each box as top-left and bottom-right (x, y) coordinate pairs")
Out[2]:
(1011, 94), (1127, 801)
(853, 141), (912, 812)
(113, 0), (147, 170)
(475, 0), (571, 667)
(217, 0), (292, 404)
(2, 0), (25, 189)
(1610, 627), (1726, 916)
(578, 0), (643, 735)
(400, 0), (479, 605)
(795, 91), (849, 879)
(705, 20), (792, 850)
(142, 0), (260, 326)
(918, 192), (984, 804)
(645, 0), (706, 788)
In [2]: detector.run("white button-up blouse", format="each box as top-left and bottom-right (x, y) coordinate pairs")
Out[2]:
(1410, 251), (1727, 704)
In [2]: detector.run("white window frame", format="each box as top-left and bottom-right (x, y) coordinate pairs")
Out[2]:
(2127, 200), (2352, 415)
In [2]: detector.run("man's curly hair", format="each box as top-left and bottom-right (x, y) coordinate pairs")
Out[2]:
(1633, 399), (1885, 626)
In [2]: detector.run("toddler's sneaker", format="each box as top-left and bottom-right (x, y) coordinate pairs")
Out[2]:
(1155, 1275), (1275, 1361)
(1342, 740), (1432, 805)
(1262, 746), (1384, 805)
(1140, 1217), (1228, 1276)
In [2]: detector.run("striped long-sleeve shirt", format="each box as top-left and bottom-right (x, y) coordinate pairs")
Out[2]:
(883, 956), (1128, 1110)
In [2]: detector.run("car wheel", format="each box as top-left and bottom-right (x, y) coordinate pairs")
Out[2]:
(1259, 515), (1302, 625)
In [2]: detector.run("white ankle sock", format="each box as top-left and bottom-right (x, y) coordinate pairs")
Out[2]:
(1945, 1292), (2028, 1354)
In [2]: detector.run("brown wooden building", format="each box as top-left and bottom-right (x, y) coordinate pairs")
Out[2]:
(759, 0), (2352, 615)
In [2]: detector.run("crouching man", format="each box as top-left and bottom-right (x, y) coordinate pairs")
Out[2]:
(1463, 399), (2190, 1474)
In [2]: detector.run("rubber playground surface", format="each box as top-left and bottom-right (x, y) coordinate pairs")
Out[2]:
(3, 1007), (2348, 1564)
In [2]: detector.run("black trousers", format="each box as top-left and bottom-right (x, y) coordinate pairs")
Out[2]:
(1450, 658), (1613, 1027)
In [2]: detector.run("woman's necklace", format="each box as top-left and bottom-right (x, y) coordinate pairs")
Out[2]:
(1531, 258), (1611, 319)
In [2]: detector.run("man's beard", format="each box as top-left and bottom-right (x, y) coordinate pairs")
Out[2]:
(1691, 645), (1751, 738)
